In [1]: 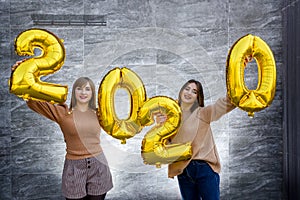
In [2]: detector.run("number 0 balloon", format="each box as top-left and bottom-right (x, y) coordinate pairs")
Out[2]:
(226, 34), (276, 117)
(97, 67), (147, 144)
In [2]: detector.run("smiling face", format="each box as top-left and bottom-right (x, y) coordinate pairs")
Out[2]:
(75, 82), (93, 105)
(178, 79), (204, 112)
(70, 77), (96, 110)
(180, 82), (198, 105)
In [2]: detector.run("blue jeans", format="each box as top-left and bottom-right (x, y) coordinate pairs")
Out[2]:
(177, 160), (220, 200)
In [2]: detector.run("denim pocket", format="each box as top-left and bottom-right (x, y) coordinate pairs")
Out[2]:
(178, 168), (189, 179)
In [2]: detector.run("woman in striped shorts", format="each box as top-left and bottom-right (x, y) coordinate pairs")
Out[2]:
(12, 61), (113, 200)
(27, 77), (113, 200)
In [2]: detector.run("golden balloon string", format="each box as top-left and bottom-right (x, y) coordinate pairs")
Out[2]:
(9, 29), (277, 167)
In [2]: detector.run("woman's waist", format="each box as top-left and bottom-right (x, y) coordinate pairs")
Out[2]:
(65, 146), (103, 160)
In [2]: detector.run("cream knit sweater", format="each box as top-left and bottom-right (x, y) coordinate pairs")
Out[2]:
(168, 96), (235, 178)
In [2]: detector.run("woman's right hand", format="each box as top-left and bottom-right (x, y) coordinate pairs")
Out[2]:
(11, 59), (26, 72)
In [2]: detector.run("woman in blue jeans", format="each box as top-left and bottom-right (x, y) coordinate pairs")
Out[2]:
(166, 79), (235, 200)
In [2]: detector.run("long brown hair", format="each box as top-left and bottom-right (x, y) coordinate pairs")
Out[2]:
(69, 77), (97, 110)
(178, 79), (204, 112)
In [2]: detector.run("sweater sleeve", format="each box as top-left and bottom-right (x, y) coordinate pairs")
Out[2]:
(26, 99), (69, 123)
(199, 96), (236, 123)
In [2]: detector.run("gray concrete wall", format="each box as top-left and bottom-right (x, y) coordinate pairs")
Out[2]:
(0, 0), (285, 199)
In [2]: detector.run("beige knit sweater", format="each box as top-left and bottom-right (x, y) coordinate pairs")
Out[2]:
(168, 96), (235, 178)
(27, 100), (103, 160)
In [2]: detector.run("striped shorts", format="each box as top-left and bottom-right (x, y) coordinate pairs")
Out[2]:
(62, 153), (113, 199)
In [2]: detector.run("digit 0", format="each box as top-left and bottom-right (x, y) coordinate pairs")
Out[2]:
(97, 67), (147, 144)
(226, 34), (276, 117)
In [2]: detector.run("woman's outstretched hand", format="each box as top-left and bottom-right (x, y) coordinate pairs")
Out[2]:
(11, 59), (26, 71)
(155, 113), (167, 125)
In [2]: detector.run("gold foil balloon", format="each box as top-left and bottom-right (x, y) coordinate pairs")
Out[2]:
(9, 28), (67, 104)
(98, 67), (192, 166)
(139, 96), (192, 168)
(226, 34), (276, 117)
(97, 67), (146, 144)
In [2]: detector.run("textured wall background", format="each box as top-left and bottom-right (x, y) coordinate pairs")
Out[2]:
(0, 0), (285, 199)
